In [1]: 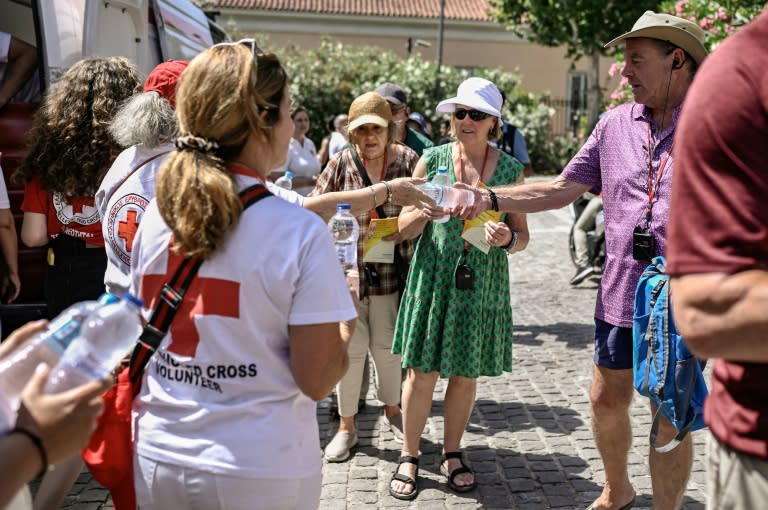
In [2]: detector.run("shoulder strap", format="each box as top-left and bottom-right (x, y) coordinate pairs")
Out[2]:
(348, 147), (388, 219)
(108, 151), (169, 204)
(128, 183), (272, 385)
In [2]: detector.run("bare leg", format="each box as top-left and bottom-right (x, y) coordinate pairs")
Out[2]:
(589, 365), (636, 509)
(649, 404), (693, 510)
(390, 368), (438, 496)
(33, 456), (84, 510)
(442, 375), (477, 488)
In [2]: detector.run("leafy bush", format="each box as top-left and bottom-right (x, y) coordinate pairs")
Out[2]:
(277, 39), (578, 174)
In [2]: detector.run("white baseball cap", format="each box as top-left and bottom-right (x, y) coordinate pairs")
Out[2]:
(436, 77), (502, 118)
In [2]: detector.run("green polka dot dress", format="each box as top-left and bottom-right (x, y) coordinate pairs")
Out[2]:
(392, 143), (523, 378)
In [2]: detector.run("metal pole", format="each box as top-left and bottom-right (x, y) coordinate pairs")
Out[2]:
(435, 0), (446, 101)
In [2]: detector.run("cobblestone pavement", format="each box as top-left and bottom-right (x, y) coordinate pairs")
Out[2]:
(57, 194), (708, 509)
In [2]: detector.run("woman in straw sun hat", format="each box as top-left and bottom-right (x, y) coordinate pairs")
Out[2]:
(389, 77), (529, 500)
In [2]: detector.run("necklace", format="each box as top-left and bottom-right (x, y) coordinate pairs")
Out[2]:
(457, 143), (490, 185)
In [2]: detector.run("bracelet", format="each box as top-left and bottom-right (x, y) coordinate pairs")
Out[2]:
(382, 181), (393, 204)
(500, 231), (519, 253)
(487, 189), (499, 212)
(10, 427), (48, 478)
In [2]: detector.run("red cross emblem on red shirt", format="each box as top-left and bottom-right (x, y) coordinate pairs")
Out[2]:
(118, 210), (140, 253)
(140, 251), (240, 357)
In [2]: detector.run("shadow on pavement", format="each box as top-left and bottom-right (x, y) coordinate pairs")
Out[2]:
(513, 321), (596, 349)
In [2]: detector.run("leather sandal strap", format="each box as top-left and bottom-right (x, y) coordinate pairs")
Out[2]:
(391, 473), (416, 485)
(442, 451), (464, 461)
(447, 465), (471, 481)
(398, 455), (420, 465)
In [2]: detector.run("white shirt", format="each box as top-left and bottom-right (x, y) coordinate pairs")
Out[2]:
(129, 171), (356, 479)
(96, 143), (173, 296)
(285, 137), (321, 196)
(0, 164), (10, 209)
(328, 131), (348, 159)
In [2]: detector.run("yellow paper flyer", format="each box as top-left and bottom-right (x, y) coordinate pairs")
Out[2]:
(363, 217), (398, 263)
(461, 209), (503, 254)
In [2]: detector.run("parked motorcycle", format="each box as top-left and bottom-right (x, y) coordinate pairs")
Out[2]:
(568, 193), (605, 285)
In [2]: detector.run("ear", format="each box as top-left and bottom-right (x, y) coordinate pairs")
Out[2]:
(671, 48), (685, 70)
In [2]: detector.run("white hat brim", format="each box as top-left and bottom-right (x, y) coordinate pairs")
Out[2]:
(436, 97), (500, 118)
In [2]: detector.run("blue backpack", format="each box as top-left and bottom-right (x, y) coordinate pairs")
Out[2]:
(632, 256), (708, 452)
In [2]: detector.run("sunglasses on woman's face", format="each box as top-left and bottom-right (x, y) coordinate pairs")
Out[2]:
(454, 108), (491, 121)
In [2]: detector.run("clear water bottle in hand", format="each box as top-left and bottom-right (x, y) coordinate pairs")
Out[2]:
(327, 203), (359, 272)
(44, 294), (144, 394)
(0, 293), (119, 433)
(417, 165), (475, 223)
(274, 170), (294, 190)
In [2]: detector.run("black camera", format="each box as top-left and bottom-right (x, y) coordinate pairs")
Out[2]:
(454, 261), (475, 290)
(632, 226), (656, 262)
(364, 265), (381, 287)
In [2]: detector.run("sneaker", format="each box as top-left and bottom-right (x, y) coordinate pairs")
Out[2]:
(385, 414), (404, 443)
(324, 430), (358, 462)
(570, 263), (595, 286)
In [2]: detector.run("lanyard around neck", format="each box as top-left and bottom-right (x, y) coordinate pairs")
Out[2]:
(457, 143), (490, 185)
(645, 122), (674, 225)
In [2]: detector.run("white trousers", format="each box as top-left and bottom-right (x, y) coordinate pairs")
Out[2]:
(337, 292), (401, 417)
(134, 453), (322, 510)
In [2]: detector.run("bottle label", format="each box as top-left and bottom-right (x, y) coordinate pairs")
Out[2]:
(41, 320), (81, 357)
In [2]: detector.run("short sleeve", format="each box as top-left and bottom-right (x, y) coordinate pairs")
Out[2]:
(20, 175), (49, 214)
(0, 166), (9, 209)
(561, 121), (604, 193)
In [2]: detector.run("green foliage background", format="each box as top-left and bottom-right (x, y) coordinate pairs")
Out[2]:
(278, 39), (577, 174)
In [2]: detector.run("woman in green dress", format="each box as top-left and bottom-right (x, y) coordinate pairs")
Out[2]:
(389, 78), (529, 500)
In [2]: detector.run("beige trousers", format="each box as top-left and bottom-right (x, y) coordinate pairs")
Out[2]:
(337, 292), (401, 417)
(707, 435), (768, 509)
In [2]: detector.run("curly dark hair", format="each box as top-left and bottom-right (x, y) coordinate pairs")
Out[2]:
(14, 57), (142, 196)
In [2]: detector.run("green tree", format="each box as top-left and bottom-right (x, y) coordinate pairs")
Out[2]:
(489, 0), (657, 129)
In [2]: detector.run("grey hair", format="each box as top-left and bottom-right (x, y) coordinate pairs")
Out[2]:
(109, 91), (179, 148)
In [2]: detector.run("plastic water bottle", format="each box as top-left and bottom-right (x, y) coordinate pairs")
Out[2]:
(328, 203), (359, 271)
(0, 293), (119, 433)
(44, 294), (144, 394)
(430, 166), (452, 223)
(275, 170), (294, 190)
(417, 166), (475, 223)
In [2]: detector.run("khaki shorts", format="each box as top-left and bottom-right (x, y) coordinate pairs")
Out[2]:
(708, 435), (768, 509)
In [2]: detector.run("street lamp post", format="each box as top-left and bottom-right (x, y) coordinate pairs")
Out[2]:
(435, 0), (446, 101)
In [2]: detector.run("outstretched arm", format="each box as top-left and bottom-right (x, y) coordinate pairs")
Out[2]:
(0, 36), (38, 108)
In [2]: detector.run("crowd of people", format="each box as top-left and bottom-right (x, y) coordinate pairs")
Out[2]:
(0, 6), (766, 510)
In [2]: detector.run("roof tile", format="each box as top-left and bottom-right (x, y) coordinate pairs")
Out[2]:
(212, 0), (493, 22)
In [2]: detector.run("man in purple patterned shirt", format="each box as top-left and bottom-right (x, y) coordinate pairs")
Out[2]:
(456, 11), (707, 510)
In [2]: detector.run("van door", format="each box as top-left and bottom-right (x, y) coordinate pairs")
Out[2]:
(82, 0), (153, 75)
(152, 0), (213, 61)
(34, 0), (85, 83)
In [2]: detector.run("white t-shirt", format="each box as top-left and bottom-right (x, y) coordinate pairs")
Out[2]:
(0, 32), (41, 103)
(283, 137), (321, 196)
(129, 171), (356, 479)
(328, 131), (348, 159)
(0, 163), (10, 209)
(95, 143), (173, 296)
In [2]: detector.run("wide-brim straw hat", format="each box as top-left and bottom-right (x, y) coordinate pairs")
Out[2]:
(347, 92), (393, 132)
(604, 11), (708, 66)
(436, 77), (502, 118)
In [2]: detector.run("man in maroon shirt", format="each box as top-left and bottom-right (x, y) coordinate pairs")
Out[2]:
(667, 7), (768, 508)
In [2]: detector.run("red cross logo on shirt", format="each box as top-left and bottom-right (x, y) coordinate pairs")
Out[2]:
(118, 210), (140, 253)
(140, 251), (240, 357)
(72, 201), (85, 215)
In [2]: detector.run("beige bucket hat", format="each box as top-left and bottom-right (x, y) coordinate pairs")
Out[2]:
(605, 11), (708, 66)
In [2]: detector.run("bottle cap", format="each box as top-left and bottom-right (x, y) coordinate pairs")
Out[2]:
(99, 292), (120, 304)
(123, 293), (144, 308)
(284, 171), (294, 179)
(337, 203), (351, 210)
(437, 165), (448, 174)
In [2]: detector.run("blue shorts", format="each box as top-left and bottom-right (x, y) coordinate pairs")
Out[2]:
(593, 318), (633, 369)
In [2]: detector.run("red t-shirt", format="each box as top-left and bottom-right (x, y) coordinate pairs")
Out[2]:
(667, 11), (768, 459)
(21, 175), (104, 246)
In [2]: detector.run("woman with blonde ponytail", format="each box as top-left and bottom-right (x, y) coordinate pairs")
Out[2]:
(128, 42), (356, 510)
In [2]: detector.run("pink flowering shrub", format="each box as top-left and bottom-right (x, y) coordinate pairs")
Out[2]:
(605, 0), (764, 109)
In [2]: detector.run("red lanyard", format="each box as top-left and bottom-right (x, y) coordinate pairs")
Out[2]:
(645, 123), (673, 224)
(363, 148), (388, 219)
(457, 143), (490, 185)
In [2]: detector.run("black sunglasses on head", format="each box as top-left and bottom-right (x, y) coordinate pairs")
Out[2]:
(454, 108), (491, 121)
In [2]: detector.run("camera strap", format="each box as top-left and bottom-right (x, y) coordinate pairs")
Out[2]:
(645, 123), (674, 226)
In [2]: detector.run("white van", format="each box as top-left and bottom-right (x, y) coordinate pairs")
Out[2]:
(0, 0), (230, 334)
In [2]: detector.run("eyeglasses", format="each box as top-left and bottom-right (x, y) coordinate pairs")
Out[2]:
(213, 38), (262, 82)
(454, 108), (491, 121)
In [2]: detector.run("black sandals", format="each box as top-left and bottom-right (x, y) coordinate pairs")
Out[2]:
(389, 455), (420, 501)
(440, 451), (477, 493)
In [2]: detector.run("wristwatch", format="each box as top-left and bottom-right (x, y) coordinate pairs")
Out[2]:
(500, 231), (519, 253)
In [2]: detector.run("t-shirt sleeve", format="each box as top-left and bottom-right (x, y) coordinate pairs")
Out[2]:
(20, 175), (49, 214)
(512, 130), (530, 164)
(666, 41), (768, 276)
(288, 218), (356, 325)
(0, 167), (9, 209)
(0, 32), (10, 64)
(266, 182), (304, 206)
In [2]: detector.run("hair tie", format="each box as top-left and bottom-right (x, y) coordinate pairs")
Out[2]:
(175, 133), (220, 153)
